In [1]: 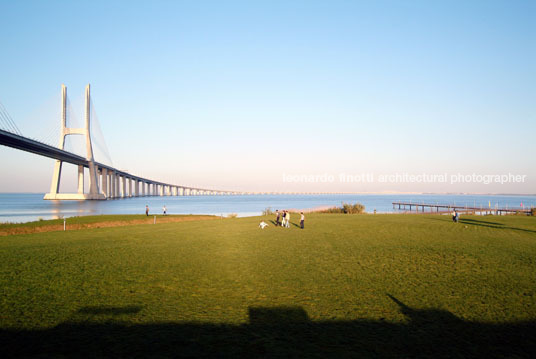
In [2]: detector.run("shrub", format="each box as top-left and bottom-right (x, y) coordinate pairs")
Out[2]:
(531, 208), (536, 216)
(342, 202), (365, 214)
(321, 202), (365, 214)
(321, 207), (341, 213)
(227, 213), (238, 218)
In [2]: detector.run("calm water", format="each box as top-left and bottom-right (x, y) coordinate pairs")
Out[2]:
(1, 193), (535, 223)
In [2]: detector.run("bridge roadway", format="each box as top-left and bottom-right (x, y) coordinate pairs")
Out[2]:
(0, 128), (239, 198)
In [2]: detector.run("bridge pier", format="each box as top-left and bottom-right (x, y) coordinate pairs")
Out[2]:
(100, 168), (108, 198)
(117, 174), (121, 198)
(116, 175), (120, 198)
(121, 176), (126, 198)
(111, 172), (115, 199)
(107, 171), (112, 198)
(77, 165), (84, 194)
(110, 171), (116, 199)
(109, 172), (113, 198)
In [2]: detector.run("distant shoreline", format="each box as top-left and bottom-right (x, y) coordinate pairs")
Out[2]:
(1, 192), (535, 196)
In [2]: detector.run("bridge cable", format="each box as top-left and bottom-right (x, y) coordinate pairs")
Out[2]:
(0, 101), (23, 136)
(37, 96), (62, 147)
(89, 98), (114, 166)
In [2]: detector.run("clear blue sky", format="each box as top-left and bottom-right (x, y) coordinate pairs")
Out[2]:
(1, 0), (534, 193)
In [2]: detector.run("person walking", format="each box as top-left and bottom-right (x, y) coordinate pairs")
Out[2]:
(300, 212), (305, 229)
(275, 210), (280, 226)
(163, 205), (167, 216)
(146, 205), (149, 216)
(281, 210), (286, 228)
(286, 211), (291, 228)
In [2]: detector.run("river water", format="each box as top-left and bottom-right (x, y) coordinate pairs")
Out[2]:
(1, 193), (534, 223)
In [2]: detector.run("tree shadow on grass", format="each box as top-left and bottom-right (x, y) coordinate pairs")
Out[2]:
(425, 217), (536, 234)
(460, 218), (504, 226)
(2, 297), (535, 358)
(458, 219), (536, 234)
(426, 217), (502, 225)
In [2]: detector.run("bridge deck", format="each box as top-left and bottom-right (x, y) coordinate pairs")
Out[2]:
(0, 129), (234, 196)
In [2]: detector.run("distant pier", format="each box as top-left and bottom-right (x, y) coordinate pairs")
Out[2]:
(392, 202), (532, 215)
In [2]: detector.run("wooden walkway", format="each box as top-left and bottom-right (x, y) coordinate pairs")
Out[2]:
(392, 202), (532, 215)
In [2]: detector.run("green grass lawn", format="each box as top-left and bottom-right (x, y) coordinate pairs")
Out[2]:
(0, 214), (212, 229)
(1, 214), (535, 357)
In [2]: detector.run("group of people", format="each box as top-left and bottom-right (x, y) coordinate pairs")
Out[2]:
(275, 209), (305, 229)
(145, 205), (306, 229)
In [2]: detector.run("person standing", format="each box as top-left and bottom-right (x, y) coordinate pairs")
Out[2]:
(275, 210), (280, 226)
(146, 205), (149, 216)
(300, 212), (305, 229)
(163, 205), (167, 216)
(286, 211), (291, 228)
(281, 210), (286, 227)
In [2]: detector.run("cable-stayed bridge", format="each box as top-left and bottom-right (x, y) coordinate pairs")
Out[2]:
(0, 84), (243, 200)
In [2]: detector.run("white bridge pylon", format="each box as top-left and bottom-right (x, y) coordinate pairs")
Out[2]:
(44, 84), (104, 200)
(43, 84), (239, 200)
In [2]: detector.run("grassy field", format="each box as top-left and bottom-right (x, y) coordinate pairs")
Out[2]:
(0, 214), (217, 236)
(1, 213), (535, 357)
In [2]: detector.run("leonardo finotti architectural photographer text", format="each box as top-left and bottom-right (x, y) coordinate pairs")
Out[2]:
(282, 173), (527, 185)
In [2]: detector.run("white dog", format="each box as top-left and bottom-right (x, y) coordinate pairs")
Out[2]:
(259, 221), (269, 229)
